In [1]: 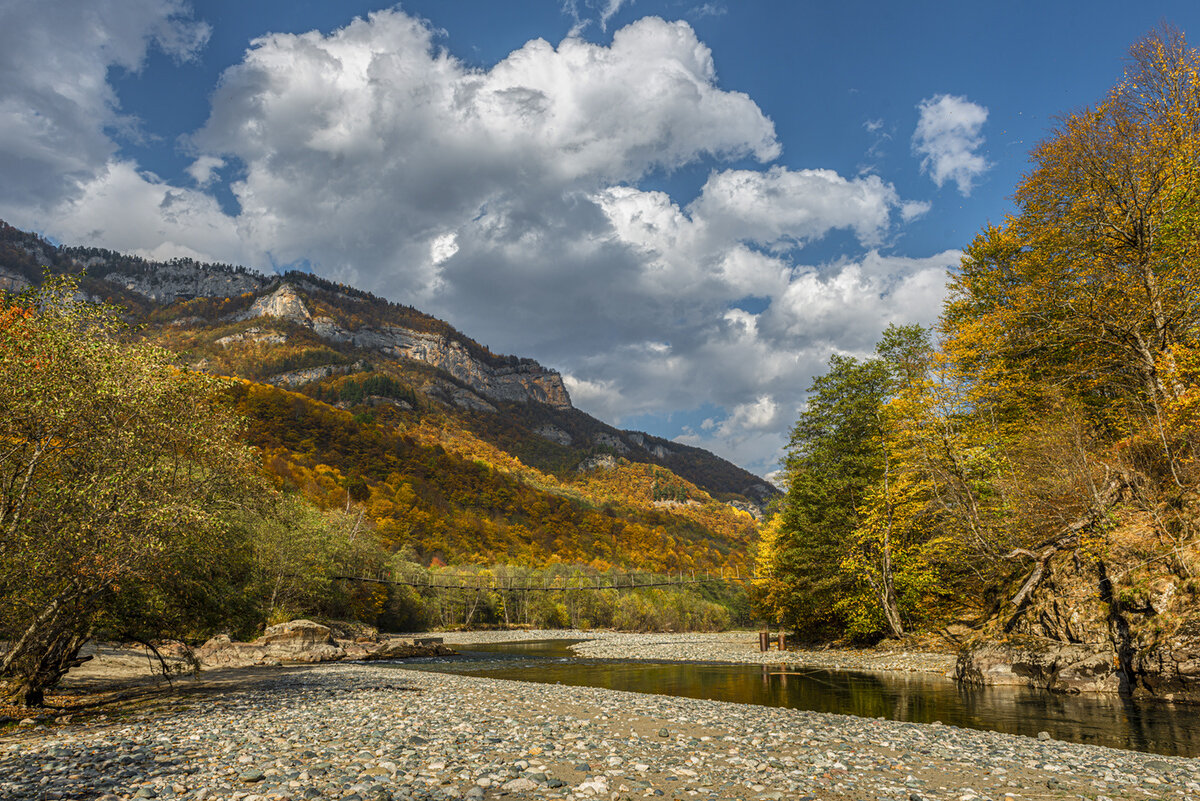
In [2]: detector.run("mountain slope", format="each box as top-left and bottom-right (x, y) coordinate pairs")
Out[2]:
(0, 220), (772, 571)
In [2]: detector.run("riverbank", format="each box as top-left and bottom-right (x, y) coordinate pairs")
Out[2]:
(428, 629), (958, 676)
(3, 662), (1196, 801)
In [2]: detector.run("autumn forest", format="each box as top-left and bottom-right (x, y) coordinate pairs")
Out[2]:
(6, 26), (1200, 706)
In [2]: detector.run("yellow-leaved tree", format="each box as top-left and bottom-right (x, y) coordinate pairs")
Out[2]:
(0, 278), (261, 705)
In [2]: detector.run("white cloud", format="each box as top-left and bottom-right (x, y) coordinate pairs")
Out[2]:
(51, 161), (248, 265)
(186, 155), (225, 186)
(718, 396), (780, 435)
(599, 0), (632, 31)
(912, 93), (990, 196)
(0, 0), (209, 222)
(430, 232), (460, 266)
(690, 167), (902, 248)
(190, 11), (779, 292)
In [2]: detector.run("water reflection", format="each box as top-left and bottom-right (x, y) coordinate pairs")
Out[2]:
(396, 639), (1200, 757)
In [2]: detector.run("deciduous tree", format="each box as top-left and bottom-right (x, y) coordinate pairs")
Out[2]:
(0, 279), (259, 705)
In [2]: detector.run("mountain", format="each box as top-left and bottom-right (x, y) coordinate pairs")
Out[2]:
(0, 220), (775, 571)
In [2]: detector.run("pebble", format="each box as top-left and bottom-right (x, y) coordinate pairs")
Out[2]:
(431, 628), (960, 674)
(2, 656), (1196, 800)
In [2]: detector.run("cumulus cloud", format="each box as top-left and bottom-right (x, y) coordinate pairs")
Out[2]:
(192, 11), (779, 292)
(912, 93), (990, 195)
(51, 161), (247, 265)
(186, 155), (225, 186)
(0, 0), (209, 220)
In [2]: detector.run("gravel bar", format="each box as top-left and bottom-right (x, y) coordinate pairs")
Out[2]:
(3, 662), (1197, 801)
(431, 630), (958, 676)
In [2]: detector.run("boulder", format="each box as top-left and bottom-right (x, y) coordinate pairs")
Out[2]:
(259, 620), (341, 657)
(195, 621), (455, 668)
(354, 638), (455, 661)
(956, 636), (1123, 694)
(197, 621), (347, 667)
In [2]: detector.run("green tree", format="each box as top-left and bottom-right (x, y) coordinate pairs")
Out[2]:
(0, 279), (260, 705)
(756, 354), (890, 640)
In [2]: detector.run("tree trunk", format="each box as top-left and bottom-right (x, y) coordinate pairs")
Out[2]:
(876, 455), (905, 639)
(3, 625), (93, 707)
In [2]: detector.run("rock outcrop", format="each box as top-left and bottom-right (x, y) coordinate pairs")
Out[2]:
(534, 424), (573, 446)
(195, 620), (455, 667)
(215, 327), (287, 347)
(956, 636), (1123, 695)
(577, 453), (619, 472)
(1130, 615), (1200, 702)
(626, 432), (673, 459)
(266, 362), (364, 389)
(101, 264), (269, 303)
(0, 267), (31, 293)
(957, 540), (1200, 703)
(242, 284), (572, 409)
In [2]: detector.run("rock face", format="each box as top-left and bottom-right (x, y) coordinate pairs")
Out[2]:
(195, 620), (455, 667)
(957, 543), (1200, 703)
(243, 284), (572, 409)
(535, 424), (573, 446)
(626, 432), (673, 459)
(1130, 615), (1200, 702)
(593, 432), (630, 454)
(0, 267), (31, 293)
(101, 264), (269, 302)
(266, 362), (364, 388)
(216, 327), (287, 347)
(577, 453), (618, 472)
(725, 499), (763, 520)
(956, 637), (1123, 695)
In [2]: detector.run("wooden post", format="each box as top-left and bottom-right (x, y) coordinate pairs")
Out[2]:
(777, 632), (786, 651)
(758, 631), (769, 652)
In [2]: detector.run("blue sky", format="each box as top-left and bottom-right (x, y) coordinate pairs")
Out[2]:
(3, 0), (1200, 478)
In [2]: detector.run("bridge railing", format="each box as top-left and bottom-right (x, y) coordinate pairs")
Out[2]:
(332, 567), (755, 592)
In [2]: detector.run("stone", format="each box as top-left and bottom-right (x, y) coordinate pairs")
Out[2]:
(501, 777), (539, 792)
(956, 637), (1122, 694)
(197, 620), (348, 667)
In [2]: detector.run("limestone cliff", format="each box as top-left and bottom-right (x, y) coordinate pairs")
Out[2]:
(100, 262), (269, 302)
(242, 284), (573, 410)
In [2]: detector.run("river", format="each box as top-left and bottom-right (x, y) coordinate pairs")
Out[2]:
(392, 638), (1200, 757)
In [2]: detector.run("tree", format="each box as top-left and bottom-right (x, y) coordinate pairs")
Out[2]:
(0, 278), (259, 705)
(946, 27), (1200, 440)
(756, 354), (890, 639)
(248, 496), (388, 625)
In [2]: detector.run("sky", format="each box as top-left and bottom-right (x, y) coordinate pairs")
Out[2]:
(4, 0), (1200, 480)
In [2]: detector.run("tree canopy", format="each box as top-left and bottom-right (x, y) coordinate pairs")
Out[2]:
(758, 27), (1200, 644)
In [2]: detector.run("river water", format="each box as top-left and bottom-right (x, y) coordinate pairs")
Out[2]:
(393, 639), (1200, 757)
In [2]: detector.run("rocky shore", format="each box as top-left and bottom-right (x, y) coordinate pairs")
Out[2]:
(429, 630), (958, 676)
(3, 662), (1197, 801)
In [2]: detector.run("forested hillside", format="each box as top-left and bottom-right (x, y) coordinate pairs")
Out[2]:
(756, 28), (1200, 700)
(0, 250), (763, 702)
(0, 211), (768, 690)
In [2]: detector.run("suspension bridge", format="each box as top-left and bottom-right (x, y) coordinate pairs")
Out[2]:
(332, 568), (758, 592)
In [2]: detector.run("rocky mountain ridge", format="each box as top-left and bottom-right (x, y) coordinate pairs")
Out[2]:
(0, 219), (776, 507)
